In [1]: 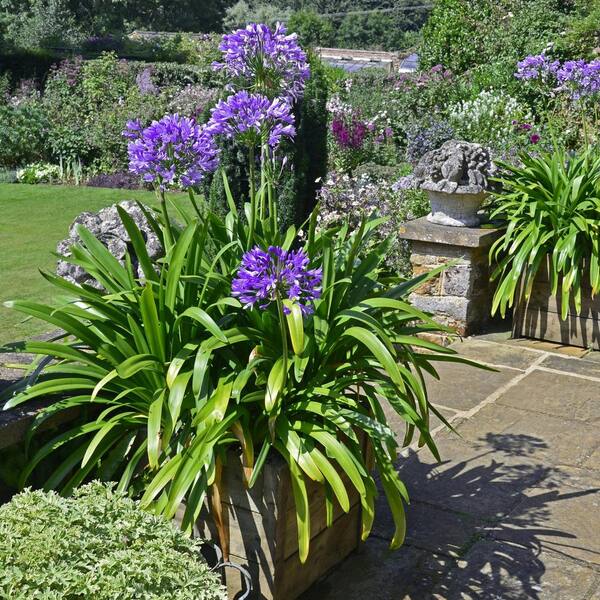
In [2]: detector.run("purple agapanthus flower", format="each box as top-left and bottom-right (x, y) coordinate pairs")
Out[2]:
(123, 114), (219, 190)
(213, 22), (310, 100)
(232, 246), (322, 315)
(515, 54), (600, 99)
(515, 53), (559, 80)
(206, 90), (295, 149)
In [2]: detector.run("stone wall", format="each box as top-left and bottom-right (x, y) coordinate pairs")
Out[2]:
(399, 217), (502, 338)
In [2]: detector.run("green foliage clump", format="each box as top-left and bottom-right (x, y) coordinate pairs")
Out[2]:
(287, 9), (335, 48)
(224, 0), (289, 31)
(0, 102), (48, 167)
(41, 53), (171, 171)
(0, 482), (227, 600)
(420, 0), (574, 75)
(337, 8), (425, 52)
(490, 147), (600, 319)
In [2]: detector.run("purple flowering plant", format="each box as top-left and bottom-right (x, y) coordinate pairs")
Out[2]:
(232, 245), (321, 315)
(213, 22), (310, 100)
(327, 95), (394, 174)
(4, 23), (478, 570)
(207, 91), (295, 150)
(123, 113), (219, 243)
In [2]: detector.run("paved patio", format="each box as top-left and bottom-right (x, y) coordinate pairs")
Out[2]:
(302, 333), (600, 600)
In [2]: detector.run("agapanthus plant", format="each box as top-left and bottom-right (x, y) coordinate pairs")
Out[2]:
(207, 91), (295, 150)
(123, 114), (219, 244)
(232, 246), (321, 315)
(213, 22), (310, 100)
(516, 53), (600, 99)
(1, 23), (484, 572)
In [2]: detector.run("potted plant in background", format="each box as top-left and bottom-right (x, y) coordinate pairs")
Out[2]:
(1, 23), (480, 600)
(490, 146), (600, 348)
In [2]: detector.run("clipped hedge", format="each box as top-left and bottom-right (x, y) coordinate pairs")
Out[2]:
(0, 482), (227, 600)
(208, 52), (329, 228)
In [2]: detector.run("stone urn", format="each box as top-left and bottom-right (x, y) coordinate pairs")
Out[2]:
(414, 140), (496, 228)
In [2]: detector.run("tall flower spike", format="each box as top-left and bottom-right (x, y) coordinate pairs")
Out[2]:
(232, 246), (322, 315)
(123, 114), (219, 190)
(206, 91), (296, 149)
(213, 22), (310, 100)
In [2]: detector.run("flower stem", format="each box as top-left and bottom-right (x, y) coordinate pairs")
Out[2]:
(157, 187), (174, 248)
(187, 188), (203, 222)
(276, 294), (289, 399)
(248, 145), (257, 250)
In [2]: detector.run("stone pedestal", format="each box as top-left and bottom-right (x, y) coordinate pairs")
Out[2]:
(399, 217), (502, 337)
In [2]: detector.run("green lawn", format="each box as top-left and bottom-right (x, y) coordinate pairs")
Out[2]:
(0, 183), (188, 345)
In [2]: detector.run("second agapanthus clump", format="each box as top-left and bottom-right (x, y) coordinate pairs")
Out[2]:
(213, 22), (310, 100)
(123, 114), (219, 190)
(206, 90), (295, 149)
(232, 246), (322, 315)
(515, 53), (600, 99)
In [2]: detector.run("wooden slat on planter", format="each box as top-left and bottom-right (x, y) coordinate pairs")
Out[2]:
(195, 435), (371, 600)
(514, 279), (600, 350)
(520, 281), (599, 318)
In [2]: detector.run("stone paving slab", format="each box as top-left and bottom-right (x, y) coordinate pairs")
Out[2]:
(541, 353), (600, 379)
(395, 435), (551, 520)
(450, 338), (541, 370)
(430, 540), (599, 600)
(424, 361), (516, 412)
(495, 369), (600, 422)
(373, 496), (483, 558)
(503, 337), (591, 358)
(455, 404), (598, 468)
(302, 334), (600, 600)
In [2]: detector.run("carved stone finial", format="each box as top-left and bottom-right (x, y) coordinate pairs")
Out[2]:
(414, 140), (496, 195)
(56, 201), (162, 288)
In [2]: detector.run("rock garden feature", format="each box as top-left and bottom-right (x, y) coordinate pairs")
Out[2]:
(56, 200), (162, 288)
(414, 140), (497, 227)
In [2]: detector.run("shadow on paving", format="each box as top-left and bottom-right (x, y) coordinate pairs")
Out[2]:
(302, 433), (599, 600)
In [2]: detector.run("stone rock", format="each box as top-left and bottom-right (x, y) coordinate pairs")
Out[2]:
(56, 201), (162, 288)
(414, 140), (497, 195)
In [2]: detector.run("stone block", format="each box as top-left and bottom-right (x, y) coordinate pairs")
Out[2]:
(409, 294), (469, 322)
(412, 264), (442, 295)
(442, 264), (473, 297)
(399, 217), (502, 249)
(410, 242), (473, 264)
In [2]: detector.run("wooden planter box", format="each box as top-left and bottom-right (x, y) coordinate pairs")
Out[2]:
(513, 261), (600, 350)
(195, 443), (369, 600)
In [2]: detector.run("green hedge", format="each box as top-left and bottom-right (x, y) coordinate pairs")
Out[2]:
(0, 482), (227, 600)
(208, 53), (329, 228)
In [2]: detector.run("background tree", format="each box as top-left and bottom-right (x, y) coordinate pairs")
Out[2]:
(286, 10), (334, 47)
(223, 1), (289, 31)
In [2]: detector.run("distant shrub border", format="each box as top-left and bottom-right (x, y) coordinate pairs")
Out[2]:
(0, 482), (227, 600)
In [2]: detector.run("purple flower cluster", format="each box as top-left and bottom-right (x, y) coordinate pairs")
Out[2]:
(136, 67), (158, 96)
(123, 114), (219, 190)
(511, 120), (541, 145)
(515, 53), (560, 81)
(405, 119), (455, 165)
(516, 54), (600, 99)
(232, 246), (322, 315)
(213, 22), (310, 100)
(207, 90), (295, 149)
(331, 116), (368, 150)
